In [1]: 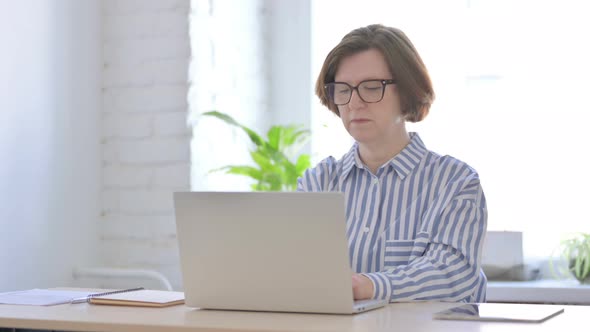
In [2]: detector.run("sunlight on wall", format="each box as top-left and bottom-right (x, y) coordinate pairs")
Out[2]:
(188, 0), (269, 191)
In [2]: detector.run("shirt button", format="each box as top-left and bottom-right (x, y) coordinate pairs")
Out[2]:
(372, 178), (379, 185)
(363, 227), (370, 233)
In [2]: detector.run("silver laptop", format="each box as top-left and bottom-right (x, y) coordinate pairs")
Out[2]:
(173, 191), (388, 314)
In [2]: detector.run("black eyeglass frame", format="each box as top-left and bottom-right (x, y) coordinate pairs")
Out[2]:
(324, 79), (397, 105)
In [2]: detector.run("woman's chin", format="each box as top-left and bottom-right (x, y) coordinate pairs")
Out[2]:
(348, 132), (376, 144)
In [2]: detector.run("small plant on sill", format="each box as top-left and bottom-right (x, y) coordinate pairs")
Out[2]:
(551, 232), (590, 284)
(201, 111), (311, 191)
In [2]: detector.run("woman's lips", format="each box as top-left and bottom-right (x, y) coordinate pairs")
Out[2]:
(351, 118), (371, 123)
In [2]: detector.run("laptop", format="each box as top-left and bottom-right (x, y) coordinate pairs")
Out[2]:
(173, 191), (388, 314)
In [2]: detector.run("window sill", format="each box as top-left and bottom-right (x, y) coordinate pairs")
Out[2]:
(487, 280), (590, 304)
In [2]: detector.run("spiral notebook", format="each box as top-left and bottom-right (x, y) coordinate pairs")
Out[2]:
(83, 288), (185, 308)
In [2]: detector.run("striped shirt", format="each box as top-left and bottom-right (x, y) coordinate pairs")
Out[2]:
(297, 133), (487, 303)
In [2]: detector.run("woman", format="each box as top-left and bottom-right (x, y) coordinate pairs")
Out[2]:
(298, 24), (488, 303)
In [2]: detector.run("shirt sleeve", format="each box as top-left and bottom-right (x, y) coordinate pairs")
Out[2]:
(363, 172), (488, 302)
(297, 156), (338, 192)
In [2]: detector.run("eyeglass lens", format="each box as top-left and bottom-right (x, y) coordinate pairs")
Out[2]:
(327, 80), (386, 105)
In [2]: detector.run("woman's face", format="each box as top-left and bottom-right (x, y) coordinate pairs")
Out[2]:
(334, 49), (405, 145)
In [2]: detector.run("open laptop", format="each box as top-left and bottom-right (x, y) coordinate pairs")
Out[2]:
(173, 191), (388, 314)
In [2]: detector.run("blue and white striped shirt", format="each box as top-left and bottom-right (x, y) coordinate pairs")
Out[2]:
(297, 133), (487, 303)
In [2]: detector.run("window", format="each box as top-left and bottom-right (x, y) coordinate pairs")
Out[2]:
(311, 0), (590, 259)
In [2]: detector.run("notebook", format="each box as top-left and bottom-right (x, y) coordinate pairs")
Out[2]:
(86, 289), (184, 308)
(173, 191), (388, 314)
(433, 303), (565, 323)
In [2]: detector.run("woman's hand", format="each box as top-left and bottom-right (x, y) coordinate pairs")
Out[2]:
(352, 273), (374, 300)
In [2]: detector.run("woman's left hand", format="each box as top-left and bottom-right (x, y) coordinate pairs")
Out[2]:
(352, 273), (374, 300)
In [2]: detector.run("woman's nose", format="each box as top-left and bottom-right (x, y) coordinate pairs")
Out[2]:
(348, 88), (365, 109)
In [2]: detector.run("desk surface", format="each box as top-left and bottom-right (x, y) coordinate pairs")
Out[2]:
(0, 300), (583, 332)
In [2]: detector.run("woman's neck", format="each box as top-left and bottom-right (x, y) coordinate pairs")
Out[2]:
(358, 130), (411, 175)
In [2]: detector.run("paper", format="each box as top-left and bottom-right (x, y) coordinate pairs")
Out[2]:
(0, 289), (95, 306)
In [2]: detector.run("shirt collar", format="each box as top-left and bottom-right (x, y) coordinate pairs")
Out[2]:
(340, 132), (428, 180)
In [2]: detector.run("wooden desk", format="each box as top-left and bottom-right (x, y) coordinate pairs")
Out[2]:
(0, 301), (583, 332)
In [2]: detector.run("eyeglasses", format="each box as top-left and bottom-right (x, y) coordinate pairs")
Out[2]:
(324, 79), (396, 106)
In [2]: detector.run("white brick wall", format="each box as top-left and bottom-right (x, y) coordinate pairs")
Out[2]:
(100, 0), (271, 291)
(101, 0), (191, 290)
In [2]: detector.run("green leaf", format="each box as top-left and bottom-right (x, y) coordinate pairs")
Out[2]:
(260, 144), (289, 165)
(203, 110), (312, 192)
(281, 125), (304, 146)
(250, 150), (273, 170)
(261, 172), (283, 191)
(282, 183), (297, 191)
(202, 111), (265, 147)
(279, 126), (309, 154)
(277, 125), (296, 147)
(582, 248), (590, 280)
(267, 126), (282, 150)
(222, 166), (263, 181)
(559, 233), (590, 282)
(295, 154), (311, 175)
(574, 256), (583, 281)
(252, 182), (271, 191)
(288, 138), (311, 159)
(266, 124), (311, 158)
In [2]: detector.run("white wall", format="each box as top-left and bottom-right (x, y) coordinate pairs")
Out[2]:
(100, 0), (191, 291)
(0, 0), (101, 292)
(189, 0), (270, 191)
(101, 0), (307, 290)
(0, 0), (307, 292)
(267, 0), (311, 134)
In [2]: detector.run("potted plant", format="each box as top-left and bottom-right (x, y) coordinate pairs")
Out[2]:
(552, 233), (590, 284)
(201, 111), (311, 191)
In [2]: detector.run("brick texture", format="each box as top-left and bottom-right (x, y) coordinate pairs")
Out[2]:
(100, 0), (190, 291)
(101, 0), (268, 291)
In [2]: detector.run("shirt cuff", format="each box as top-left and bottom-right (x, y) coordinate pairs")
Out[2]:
(361, 272), (391, 301)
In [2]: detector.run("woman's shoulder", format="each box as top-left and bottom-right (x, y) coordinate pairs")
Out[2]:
(302, 155), (342, 178)
(424, 151), (481, 182)
(298, 149), (354, 191)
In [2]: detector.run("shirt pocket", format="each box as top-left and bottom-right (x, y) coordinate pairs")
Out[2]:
(384, 239), (425, 268)
(384, 239), (415, 268)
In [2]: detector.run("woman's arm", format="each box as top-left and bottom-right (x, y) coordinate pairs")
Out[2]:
(363, 175), (488, 302)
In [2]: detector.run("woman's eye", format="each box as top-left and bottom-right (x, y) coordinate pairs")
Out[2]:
(362, 86), (381, 91)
